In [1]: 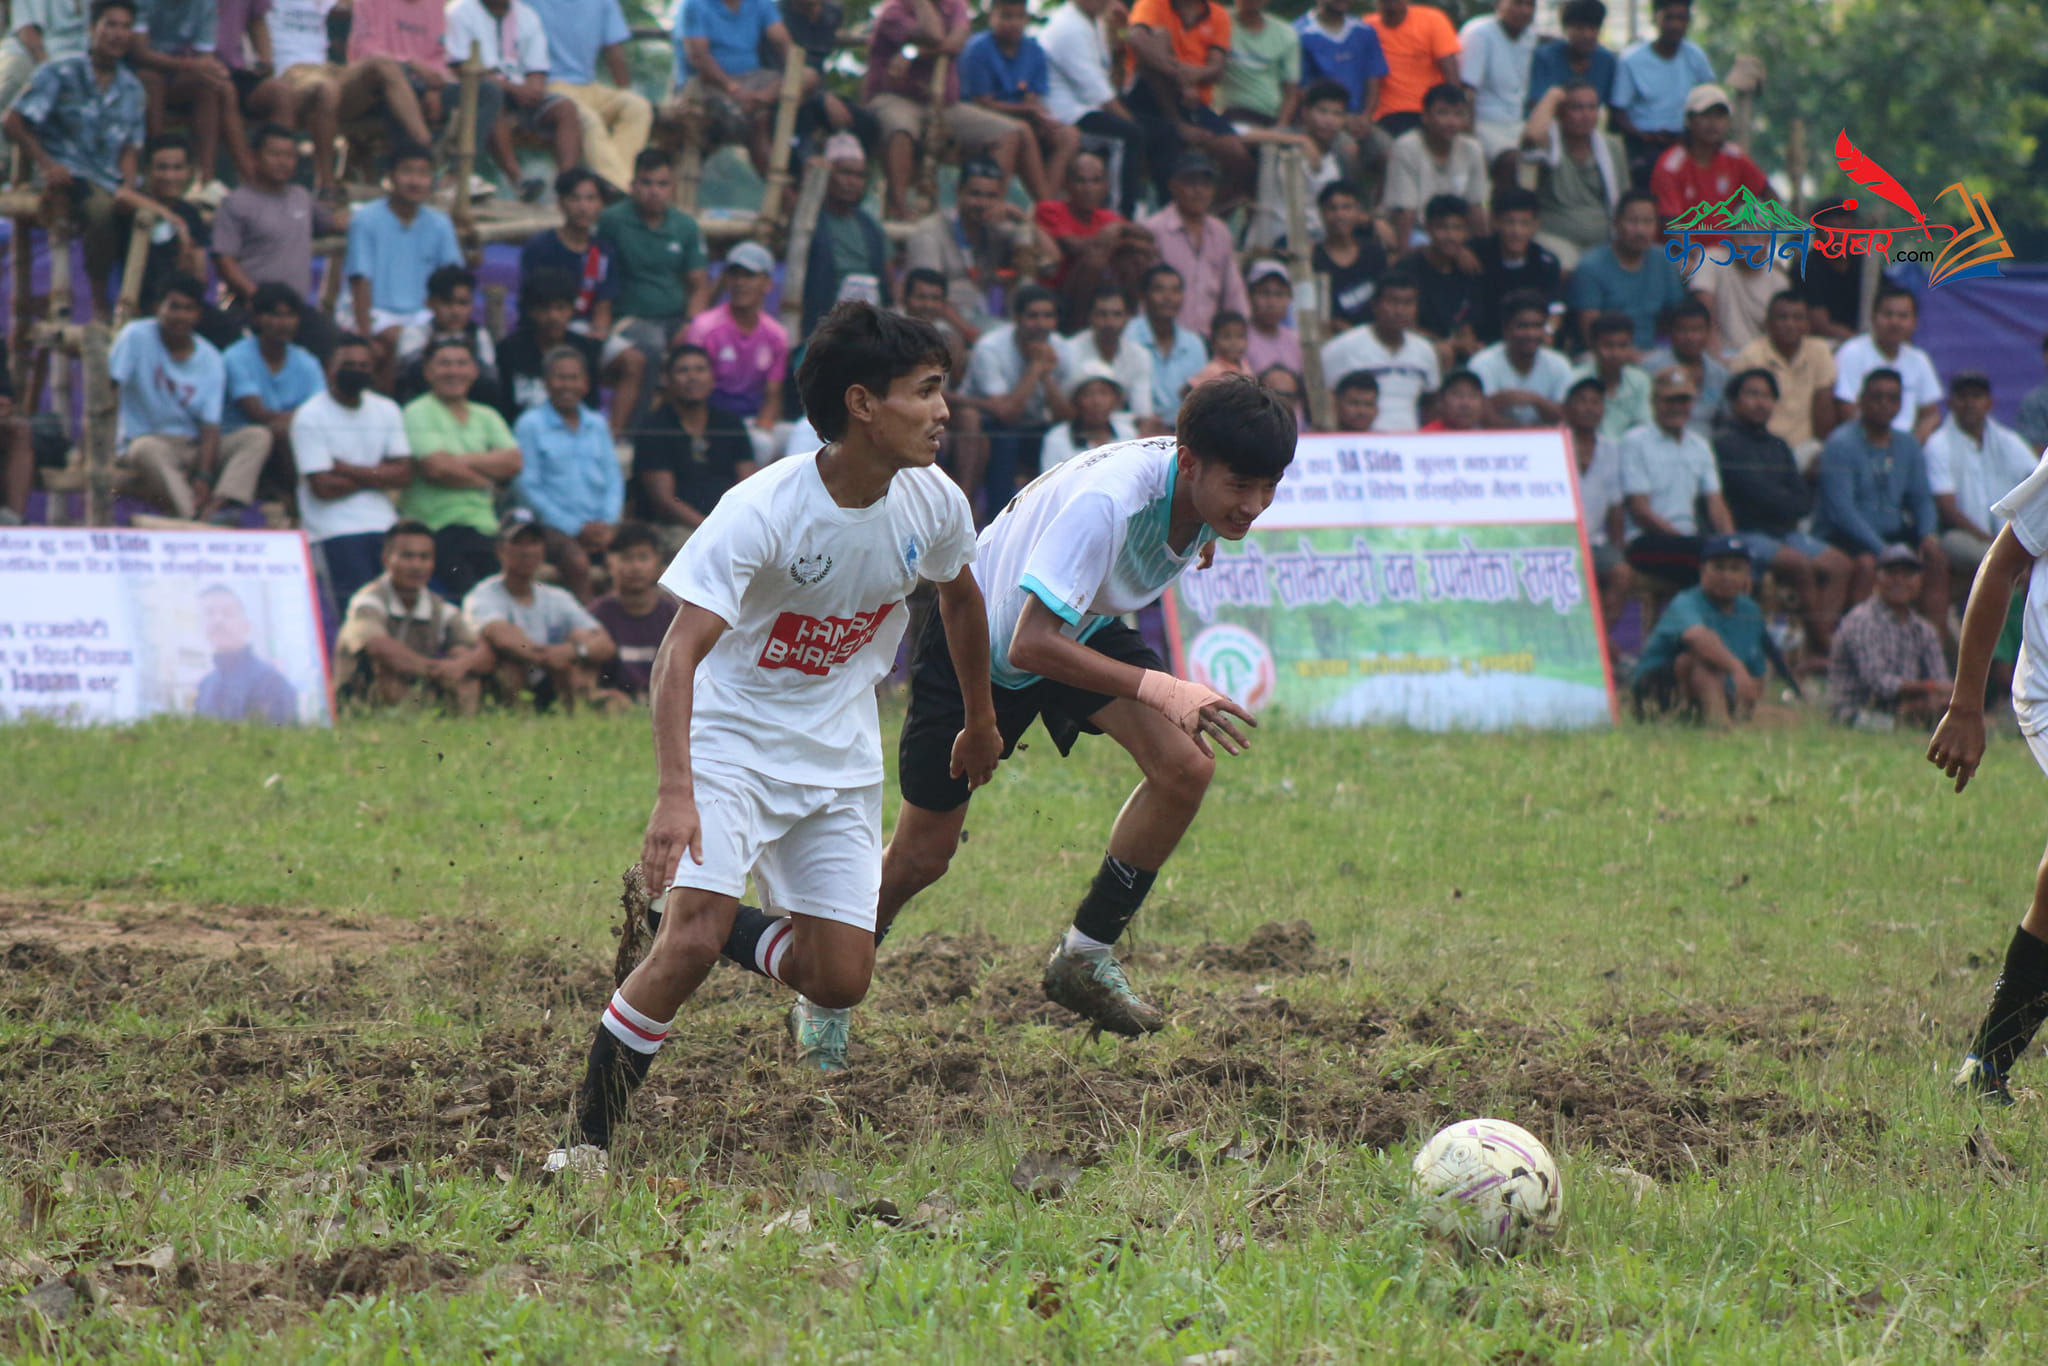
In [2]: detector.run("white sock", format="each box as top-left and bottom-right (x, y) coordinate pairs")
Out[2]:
(756, 916), (795, 988)
(601, 989), (673, 1055)
(1062, 927), (1114, 956)
(796, 995), (851, 1019)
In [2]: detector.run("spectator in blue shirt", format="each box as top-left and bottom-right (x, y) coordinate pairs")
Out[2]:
(1294, 0), (1387, 139)
(1564, 189), (1682, 352)
(1632, 534), (1767, 727)
(961, 0), (1076, 204)
(4, 0), (148, 315)
(223, 284), (324, 460)
(513, 345), (623, 603)
(344, 140), (464, 389)
(1524, 0), (1614, 110)
(523, 0), (649, 189)
(673, 0), (813, 177)
(1814, 368), (1951, 634)
(1123, 263), (1210, 416)
(1608, 0), (1714, 187)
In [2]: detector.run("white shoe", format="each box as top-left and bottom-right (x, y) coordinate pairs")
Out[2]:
(188, 179), (230, 209)
(543, 1143), (609, 1177)
(464, 173), (496, 199)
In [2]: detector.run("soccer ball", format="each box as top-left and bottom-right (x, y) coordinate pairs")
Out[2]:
(1410, 1118), (1563, 1256)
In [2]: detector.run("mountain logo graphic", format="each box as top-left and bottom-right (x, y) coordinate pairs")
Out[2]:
(1667, 187), (1809, 232)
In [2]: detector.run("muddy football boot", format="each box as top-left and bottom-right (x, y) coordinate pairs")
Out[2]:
(788, 998), (852, 1072)
(542, 1143), (610, 1179)
(1042, 941), (1164, 1037)
(1953, 1054), (2015, 1107)
(614, 865), (661, 987)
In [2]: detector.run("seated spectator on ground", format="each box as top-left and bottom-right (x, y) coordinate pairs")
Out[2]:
(1827, 544), (1950, 728)
(1243, 261), (1301, 377)
(1641, 298), (1726, 436)
(1142, 152), (1248, 338)
(4, 0), (147, 314)
(1732, 289), (1837, 470)
(1712, 367), (1848, 659)
(1188, 310), (1252, 390)
(395, 265), (500, 405)
(344, 141), (463, 387)
(1924, 371), (2038, 587)
(1632, 534), (1767, 728)
(1065, 283), (1159, 434)
(2018, 333), (2048, 454)
(213, 123), (346, 354)
(905, 158), (1045, 345)
(524, 0), (650, 190)
(630, 343), (753, 549)
(1570, 310), (1651, 443)
(334, 520), (494, 713)
(783, 0), (881, 153)
(1244, 77), (1349, 253)
(131, 0), (253, 189)
(193, 583), (297, 722)
(117, 133), (209, 323)
(1833, 285), (1942, 442)
(682, 242), (789, 465)
(672, 0), (809, 178)
(447, 0), (583, 198)
(1419, 368), (1485, 432)
(1219, 0), (1299, 130)
(864, 0), (1028, 221)
(1458, 0), (1534, 164)
(1649, 82), (1764, 225)
(1566, 189), (1682, 352)
(1295, 0), (1386, 144)
(1036, 150), (1149, 316)
(112, 274), (271, 523)
(1397, 193), (1480, 367)
(1524, 0), (1612, 110)
(0, 0), (91, 116)
(223, 284), (323, 465)
(1468, 186), (1558, 344)
(964, 284), (1070, 511)
(291, 335), (412, 629)
(1121, 0), (1253, 205)
(1041, 364), (1136, 467)
(1125, 262), (1210, 420)
(1608, 0), (1714, 188)
(1381, 83), (1486, 248)
(1813, 369), (1948, 628)
(401, 339), (522, 600)
(1313, 179), (1390, 331)
(522, 169), (620, 337)
(800, 136), (890, 337)
(513, 346), (622, 603)
(1564, 375), (1631, 628)
(1320, 269), (1437, 431)
(1468, 289), (1570, 428)
(237, 0), (351, 197)
(497, 268), (640, 439)
(963, 0), (1080, 204)
(1333, 368), (1379, 432)
(1520, 78), (1623, 270)
(465, 516), (617, 709)
(1040, 0), (1147, 217)
(588, 521), (677, 703)
(1620, 366), (1731, 586)
(1366, 0), (1459, 138)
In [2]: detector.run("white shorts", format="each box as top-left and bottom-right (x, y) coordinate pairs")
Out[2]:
(670, 759), (883, 929)
(359, 305), (433, 338)
(2026, 723), (2048, 778)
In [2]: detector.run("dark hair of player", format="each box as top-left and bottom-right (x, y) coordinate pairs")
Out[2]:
(250, 281), (304, 317)
(519, 268), (580, 314)
(1317, 179), (1362, 209)
(1565, 375), (1605, 402)
(1335, 369), (1380, 396)
(796, 301), (952, 442)
(904, 267), (948, 298)
(1861, 367), (1903, 395)
(158, 272), (206, 307)
(633, 148), (671, 178)
(555, 167), (601, 199)
(1422, 82), (1466, 111)
(1178, 374), (1296, 481)
(1302, 80), (1348, 110)
(144, 132), (191, 161)
(608, 521), (661, 555)
(1500, 289), (1549, 327)
(1727, 367), (1779, 402)
(1490, 186), (1540, 218)
(1587, 311), (1635, 343)
(1425, 193), (1469, 224)
(384, 518), (434, 548)
(428, 264), (477, 300)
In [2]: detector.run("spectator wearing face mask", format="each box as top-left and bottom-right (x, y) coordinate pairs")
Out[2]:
(291, 332), (415, 637)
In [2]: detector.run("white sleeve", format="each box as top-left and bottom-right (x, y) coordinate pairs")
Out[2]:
(1912, 352), (1944, 413)
(659, 496), (773, 628)
(382, 403), (413, 459)
(966, 336), (1006, 398)
(557, 588), (601, 634)
(1993, 451), (2048, 538)
(290, 403), (334, 476)
(463, 581), (510, 626)
(917, 475), (978, 583)
(517, 7), (551, 74)
(1619, 431), (1650, 496)
(1016, 490), (1119, 624)
(1419, 341), (1442, 392)
(1457, 20), (1487, 87)
(1693, 439), (1721, 494)
(1832, 341), (1864, 402)
(1123, 344), (1155, 419)
(1382, 139), (1422, 212)
(1922, 432), (1955, 496)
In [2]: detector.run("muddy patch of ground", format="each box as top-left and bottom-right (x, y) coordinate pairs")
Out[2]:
(0, 893), (423, 964)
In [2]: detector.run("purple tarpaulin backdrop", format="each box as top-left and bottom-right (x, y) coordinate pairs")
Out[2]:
(1895, 263), (2048, 429)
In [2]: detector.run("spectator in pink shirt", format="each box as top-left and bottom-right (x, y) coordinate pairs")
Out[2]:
(1243, 260), (1301, 376)
(1138, 152), (1247, 337)
(349, 0), (499, 159)
(682, 240), (790, 464)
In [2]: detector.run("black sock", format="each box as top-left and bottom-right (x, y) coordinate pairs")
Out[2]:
(720, 903), (789, 980)
(1970, 925), (2048, 1080)
(1071, 855), (1158, 945)
(874, 920), (894, 949)
(573, 1027), (654, 1149)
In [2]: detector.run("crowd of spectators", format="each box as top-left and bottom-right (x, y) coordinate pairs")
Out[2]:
(0, 0), (2040, 731)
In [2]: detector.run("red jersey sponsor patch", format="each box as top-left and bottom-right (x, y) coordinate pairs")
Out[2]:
(758, 603), (896, 676)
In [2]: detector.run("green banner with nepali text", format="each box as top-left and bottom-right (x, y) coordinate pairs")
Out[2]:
(1163, 431), (1616, 731)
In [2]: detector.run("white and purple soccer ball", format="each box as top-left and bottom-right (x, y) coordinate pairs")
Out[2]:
(1410, 1118), (1563, 1256)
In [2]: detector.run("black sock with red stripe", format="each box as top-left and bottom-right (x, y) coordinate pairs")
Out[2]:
(574, 990), (670, 1148)
(721, 904), (795, 987)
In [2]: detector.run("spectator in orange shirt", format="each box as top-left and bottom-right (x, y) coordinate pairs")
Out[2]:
(1122, 0), (1252, 206)
(1367, 0), (1460, 137)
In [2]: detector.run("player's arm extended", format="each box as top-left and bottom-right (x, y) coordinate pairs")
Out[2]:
(935, 570), (1002, 789)
(1008, 595), (1255, 756)
(640, 603), (728, 887)
(1930, 525), (2033, 793)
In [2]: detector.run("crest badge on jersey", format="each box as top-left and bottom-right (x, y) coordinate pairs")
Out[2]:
(789, 553), (834, 586)
(902, 537), (920, 573)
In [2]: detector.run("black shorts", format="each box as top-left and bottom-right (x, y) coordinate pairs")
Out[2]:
(897, 601), (1163, 813)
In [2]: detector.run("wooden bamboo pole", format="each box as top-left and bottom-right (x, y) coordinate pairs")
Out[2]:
(755, 44), (808, 241)
(1785, 117), (1806, 215)
(48, 223), (72, 443)
(676, 91), (706, 214)
(915, 55), (951, 217)
(81, 321), (114, 526)
(9, 214), (31, 398)
(113, 208), (155, 328)
(1280, 148), (1332, 433)
(777, 157), (830, 338)
(452, 42), (483, 240)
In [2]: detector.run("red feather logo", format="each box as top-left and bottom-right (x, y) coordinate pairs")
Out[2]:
(1835, 129), (1926, 226)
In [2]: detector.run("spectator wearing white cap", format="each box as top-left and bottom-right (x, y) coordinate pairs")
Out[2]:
(801, 134), (892, 337)
(1243, 260), (1302, 377)
(1041, 363), (1137, 467)
(682, 240), (790, 465)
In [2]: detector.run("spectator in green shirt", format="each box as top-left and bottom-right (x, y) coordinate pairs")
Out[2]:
(600, 148), (711, 365)
(1218, 0), (1300, 126)
(400, 338), (523, 600)
(1632, 534), (1769, 728)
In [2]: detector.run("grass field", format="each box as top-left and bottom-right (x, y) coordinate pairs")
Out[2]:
(5, 709), (2048, 1362)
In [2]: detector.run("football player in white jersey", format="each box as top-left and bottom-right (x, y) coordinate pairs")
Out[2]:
(553, 303), (1002, 1169)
